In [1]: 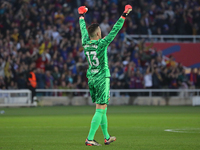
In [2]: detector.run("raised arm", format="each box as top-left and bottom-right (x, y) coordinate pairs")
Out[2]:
(78, 6), (90, 45)
(101, 5), (132, 45)
(102, 17), (125, 45)
(79, 17), (90, 45)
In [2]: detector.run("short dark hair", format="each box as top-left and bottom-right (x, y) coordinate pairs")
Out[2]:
(87, 23), (99, 38)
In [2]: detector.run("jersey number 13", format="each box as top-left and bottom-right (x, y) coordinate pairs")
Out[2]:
(86, 51), (99, 67)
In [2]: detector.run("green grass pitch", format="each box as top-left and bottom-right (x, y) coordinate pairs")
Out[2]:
(0, 106), (200, 150)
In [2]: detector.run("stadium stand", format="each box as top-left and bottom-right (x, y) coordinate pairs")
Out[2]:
(0, 0), (200, 95)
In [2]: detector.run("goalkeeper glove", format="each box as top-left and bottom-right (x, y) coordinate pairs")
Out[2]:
(78, 6), (88, 17)
(122, 5), (132, 17)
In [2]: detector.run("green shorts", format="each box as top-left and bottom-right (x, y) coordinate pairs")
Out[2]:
(88, 77), (110, 104)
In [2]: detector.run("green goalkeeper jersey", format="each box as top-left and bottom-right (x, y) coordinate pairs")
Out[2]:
(79, 17), (125, 78)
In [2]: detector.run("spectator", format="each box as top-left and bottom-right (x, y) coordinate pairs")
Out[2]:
(196, 68), (200, 88)
(35, 68), (46, 89)
(52, 66), (61, 82)
(189, 68), (197, 87)
(45, 71), (54, 95)
(66, 70), (73, 84)
(8, 81), (17, 89)
(135, 70), (144, 89)
(58, 81), (68, 96)
(111, 68), (119, 81)
(54, 9), (65, 23)
(132, 52), (140, 67)
(45, 25), (53, 39)
(178, 69), (191, 97)
(0, 76), (5, 89)
(17, 74), (26, 89)
(178, 69), (189, 87)
(51, 26), (62, 44)
(156, 56), (166, 67)
(129, 71), (136, 89)
(161, 67), (170, 88)
(168, 72), (178, 89)
(112, 81), (123, 97)
(166, 55), (176, 68)
(0, 58), (5, 78)
(139, 49), (151, 67)
(144, 66), (153, 89)
(27, 65), (37, 104)
(152, 67), (162, 89)
(100, 19), (110, 36)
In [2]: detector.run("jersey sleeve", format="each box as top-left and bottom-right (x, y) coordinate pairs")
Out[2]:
(79, 17), (90, 45)
(100, 17), (125, 46)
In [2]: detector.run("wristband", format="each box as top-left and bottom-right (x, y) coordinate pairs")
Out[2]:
(122, 13), (127, 17)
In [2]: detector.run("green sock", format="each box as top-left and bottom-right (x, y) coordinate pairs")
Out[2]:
(100, 107), (110, 139)
(88, 109), (105, 140)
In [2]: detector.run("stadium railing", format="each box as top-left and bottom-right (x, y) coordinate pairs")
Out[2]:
(36, 89), (200, 106)
(0, 90), (33, 107)
(36, 89), (200, 97)
(125, 35), (200, 43)
(1, 89), (200, 106)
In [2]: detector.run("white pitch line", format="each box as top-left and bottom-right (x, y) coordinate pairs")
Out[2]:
(164, 129), (200, 133)
(0, 126), (88, 129)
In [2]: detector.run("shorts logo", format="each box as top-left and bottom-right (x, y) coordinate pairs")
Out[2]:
(91, 69), (99, 73)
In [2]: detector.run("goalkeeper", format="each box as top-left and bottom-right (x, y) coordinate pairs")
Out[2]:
(78, 5), (132, 146)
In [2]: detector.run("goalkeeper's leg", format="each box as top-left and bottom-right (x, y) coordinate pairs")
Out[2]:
(100, 107), (110, 139)
(86, 104), (107, 145)
(101, 107), (116, 145)
(87, 107), (105, 141)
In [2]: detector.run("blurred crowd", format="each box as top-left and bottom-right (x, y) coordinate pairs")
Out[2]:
(0, 0), (200, 95)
